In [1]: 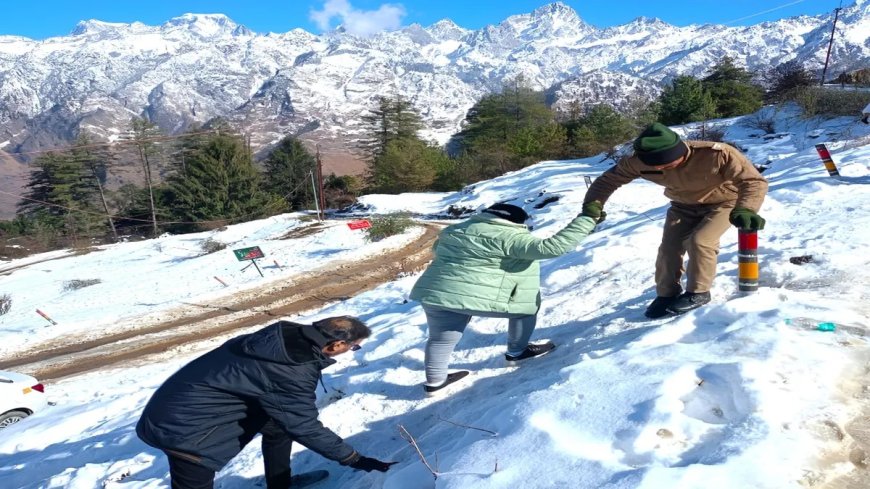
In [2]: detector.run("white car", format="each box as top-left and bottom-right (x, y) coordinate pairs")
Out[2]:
(0, 370), (47, 429)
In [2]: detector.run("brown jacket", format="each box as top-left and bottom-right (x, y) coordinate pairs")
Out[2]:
(584, 141), (767, 211)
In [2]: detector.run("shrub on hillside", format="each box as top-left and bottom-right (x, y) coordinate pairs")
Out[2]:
(63, 279), (102, 291)
(743, 111), (778, 134)
(324, 174), (362, 210)
(791, 87), (870, 118)
(0, 294), (10, 315)
(684, 124), (726, 142)
(200, 237), (227, 254)
(364, 214), (415, 242)
(832, 68), (870, 87)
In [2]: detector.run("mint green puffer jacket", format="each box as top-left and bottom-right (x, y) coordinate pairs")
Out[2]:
(409, 213), (596, 315)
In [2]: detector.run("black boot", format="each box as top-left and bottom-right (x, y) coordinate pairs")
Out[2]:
(424, 370), (470, 396)
(667, 292), (711, 314)
(645, 296), (679, 319)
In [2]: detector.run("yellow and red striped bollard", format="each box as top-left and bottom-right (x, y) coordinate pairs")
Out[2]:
(814, 144), (841, 177)
(738, 229), (758, 293)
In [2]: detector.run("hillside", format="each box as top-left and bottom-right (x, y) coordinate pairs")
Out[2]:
(0, 109), (869, 488)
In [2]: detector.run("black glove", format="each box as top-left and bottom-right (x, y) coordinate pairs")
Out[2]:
(581, 201), (606, 223)
(862, 115), (869, 124)
(350, 456), (397, 472)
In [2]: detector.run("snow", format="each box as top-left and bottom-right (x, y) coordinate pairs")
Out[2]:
(1, 109), (870, 488)
(3, 2), (869, 158)
(0, 214), (423, 357)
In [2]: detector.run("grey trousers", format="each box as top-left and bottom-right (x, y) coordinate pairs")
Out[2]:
(422, 304), (537, 386)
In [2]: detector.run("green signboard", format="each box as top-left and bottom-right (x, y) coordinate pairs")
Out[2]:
(233, 246), (265, 261)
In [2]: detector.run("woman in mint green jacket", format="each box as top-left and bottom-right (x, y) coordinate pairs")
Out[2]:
(409, 202), (600, 395)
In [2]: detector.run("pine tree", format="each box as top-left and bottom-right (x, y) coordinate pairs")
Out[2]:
(262, 136), (316, 210)
(455, 78), (564, 175)
(764, 60), (816, 101)
(166, 132), (272, 230)
(368, 138), (446, 193)
(564, 105), (635, 157)
(18, 149), (101, 243)
(359, 95), (444, 192)
(702, 57), (763, 118)
(657, 76), (718, 125)
(358, 96), (424, 162)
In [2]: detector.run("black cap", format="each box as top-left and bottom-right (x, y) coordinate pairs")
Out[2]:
(482, 203), (530, 224)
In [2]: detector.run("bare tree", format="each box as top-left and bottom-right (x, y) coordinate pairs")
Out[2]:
(70, 134), (119, 241)
(128, 117), (163, 235)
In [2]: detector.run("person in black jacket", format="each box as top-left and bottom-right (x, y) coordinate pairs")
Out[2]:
(136, 316), (395, 489)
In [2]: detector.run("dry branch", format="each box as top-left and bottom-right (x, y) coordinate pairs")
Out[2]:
(398, 424), (501, 480)
(398, 424), (440, 479)
(437, 415), (499, 437)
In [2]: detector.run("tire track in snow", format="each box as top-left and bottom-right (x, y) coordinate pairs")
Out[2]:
(0, 223), (441, 381)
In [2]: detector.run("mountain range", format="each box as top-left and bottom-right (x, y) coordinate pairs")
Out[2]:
(0, 0), (868, 218)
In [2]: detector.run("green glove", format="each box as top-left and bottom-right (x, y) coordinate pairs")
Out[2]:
(729, 208), (765, 230)
(581, 201), (606, 223)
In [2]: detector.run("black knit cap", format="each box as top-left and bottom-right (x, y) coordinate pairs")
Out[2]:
(633, 122), (689, 166)
(483, 203), (529, 224)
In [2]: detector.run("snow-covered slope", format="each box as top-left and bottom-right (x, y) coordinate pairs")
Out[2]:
(1, 1), (868, 161)
(0, 214), (424, 357)
(1, 108), (869, 488)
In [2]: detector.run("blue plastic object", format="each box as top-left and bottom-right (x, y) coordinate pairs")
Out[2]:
(817, 322), (836, 332)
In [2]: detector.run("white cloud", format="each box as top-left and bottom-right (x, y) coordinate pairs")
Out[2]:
(309, 0), (406, 36)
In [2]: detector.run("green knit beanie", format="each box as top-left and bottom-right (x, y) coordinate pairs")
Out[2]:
(633, 123), (688, 166)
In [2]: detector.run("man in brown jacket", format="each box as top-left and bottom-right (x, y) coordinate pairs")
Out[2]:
(583, 123), (768, 318)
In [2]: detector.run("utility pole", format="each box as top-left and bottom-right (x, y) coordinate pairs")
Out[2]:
(820, 5), (843, 86)
(316, 171), (323, 221)
(315, 144), (326, 218)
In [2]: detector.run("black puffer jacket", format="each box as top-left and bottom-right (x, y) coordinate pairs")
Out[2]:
(136, 321), (357, 471)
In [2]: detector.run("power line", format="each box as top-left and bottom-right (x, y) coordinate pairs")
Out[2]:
(0, 174), (314, 227)
(1, 129), (219, 158)
(723, 0), (806, 25)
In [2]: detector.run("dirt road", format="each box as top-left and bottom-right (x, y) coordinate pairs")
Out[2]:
(0, 223), (440, 381)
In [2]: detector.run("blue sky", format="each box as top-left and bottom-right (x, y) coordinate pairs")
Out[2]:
(0, 0), (844, 39)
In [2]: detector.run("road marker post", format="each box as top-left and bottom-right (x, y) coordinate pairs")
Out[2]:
(814, 143), (841, 177)
(36, 308), (58, 325)
(737, 229), (759, 293)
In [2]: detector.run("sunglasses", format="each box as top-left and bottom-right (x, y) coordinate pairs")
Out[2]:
(349, 343), (361, 351)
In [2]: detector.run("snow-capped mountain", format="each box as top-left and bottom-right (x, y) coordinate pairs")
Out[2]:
(0, 2), (867, 189)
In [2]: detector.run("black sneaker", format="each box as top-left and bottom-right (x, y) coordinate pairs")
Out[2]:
(505, 341), (556, 366)
(667, 292), (711, 314)
(424, 370), (470, 396)
(645, 296), (679, 319)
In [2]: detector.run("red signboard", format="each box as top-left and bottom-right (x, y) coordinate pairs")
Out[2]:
(347, 220), (372, 230)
